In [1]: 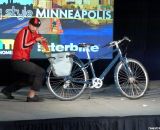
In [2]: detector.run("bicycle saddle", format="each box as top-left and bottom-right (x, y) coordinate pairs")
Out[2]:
(78, 43), (95, 47)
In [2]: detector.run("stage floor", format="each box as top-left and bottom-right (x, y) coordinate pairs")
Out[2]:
(0, 80), (160, 121)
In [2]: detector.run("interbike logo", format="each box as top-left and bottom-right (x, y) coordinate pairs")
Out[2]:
(37, 43), (99, 52)
(0, 39), (14, 55)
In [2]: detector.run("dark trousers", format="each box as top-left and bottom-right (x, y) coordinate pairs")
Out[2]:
(3, 60), (45, 93)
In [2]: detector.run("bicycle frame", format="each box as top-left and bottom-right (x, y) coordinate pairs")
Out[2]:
(74, 45), (128, 85)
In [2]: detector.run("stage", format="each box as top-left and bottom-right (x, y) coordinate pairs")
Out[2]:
(0, 81), (160, 130)
(0, 80), (160, 121)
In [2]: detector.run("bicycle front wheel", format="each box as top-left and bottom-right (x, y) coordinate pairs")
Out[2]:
(114, 58), (149, 99)
(46, 58), (88, 101)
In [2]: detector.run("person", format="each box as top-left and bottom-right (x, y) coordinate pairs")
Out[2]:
(1, 17), (49, 102)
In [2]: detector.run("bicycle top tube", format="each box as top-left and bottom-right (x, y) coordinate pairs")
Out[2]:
(76, 37), (131, 81)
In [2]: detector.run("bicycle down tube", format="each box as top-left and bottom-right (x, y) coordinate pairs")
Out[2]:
(85, 47), (121, 80)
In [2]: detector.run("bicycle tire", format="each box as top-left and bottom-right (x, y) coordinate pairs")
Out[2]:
(114, 58), (149, 99)
(46, 58), (89, 101)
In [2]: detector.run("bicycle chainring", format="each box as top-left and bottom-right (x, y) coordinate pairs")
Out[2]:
(91, 78), (103, 88)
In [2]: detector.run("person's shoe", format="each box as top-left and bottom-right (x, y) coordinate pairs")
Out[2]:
(26, 95), (44, 102)
(1, 89), (14, 99)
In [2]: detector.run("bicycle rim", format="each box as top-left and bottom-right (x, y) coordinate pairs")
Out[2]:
(115, 58), (149, 99)
(46, 59), (88, 101)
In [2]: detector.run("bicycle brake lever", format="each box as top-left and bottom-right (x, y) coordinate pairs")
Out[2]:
(101, 41), (115, 48)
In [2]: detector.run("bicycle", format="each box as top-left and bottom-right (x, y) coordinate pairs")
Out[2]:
(45, 37), (149, 101)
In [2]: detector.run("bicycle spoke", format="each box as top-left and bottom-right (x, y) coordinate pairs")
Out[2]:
(116, 59), (148, 99)
(47, 59), (88, 100)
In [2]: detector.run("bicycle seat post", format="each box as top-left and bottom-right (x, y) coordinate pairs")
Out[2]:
(85, 46), (91, 60)
(85, 45), (96, 78)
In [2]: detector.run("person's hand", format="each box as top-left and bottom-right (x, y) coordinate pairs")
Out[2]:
(36, 37), (46, 43)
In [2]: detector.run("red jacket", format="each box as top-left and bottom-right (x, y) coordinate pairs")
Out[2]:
(12, 26), (41, 61)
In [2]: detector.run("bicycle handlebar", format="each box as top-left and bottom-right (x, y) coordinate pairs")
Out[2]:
(108, 36), (131, 47)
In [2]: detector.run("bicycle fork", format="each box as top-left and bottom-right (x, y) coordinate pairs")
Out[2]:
(122, 57), (136, 84)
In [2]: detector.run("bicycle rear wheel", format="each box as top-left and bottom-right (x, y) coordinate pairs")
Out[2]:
(46, 58), (88, 101)
(114, 58), (149, 99)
